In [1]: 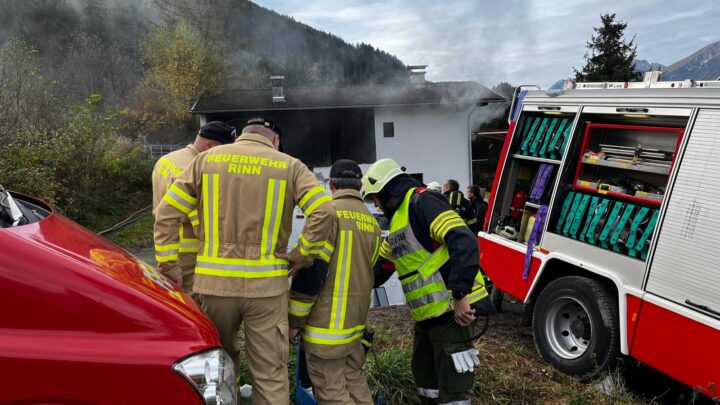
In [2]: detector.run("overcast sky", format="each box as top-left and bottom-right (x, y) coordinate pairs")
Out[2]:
(254, 0), (719, 88)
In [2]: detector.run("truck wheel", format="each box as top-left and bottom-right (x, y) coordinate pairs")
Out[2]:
(532, 276), (619, 380)
(491, 287), (504, 313)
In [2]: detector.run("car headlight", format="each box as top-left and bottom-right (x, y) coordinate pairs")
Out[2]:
(173, 349), (236, 405)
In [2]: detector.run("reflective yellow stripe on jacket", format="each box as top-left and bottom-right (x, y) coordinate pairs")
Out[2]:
(179, 225), (200, 253)
(466, 271), (489, 304)
(379, 239), (393, 260)
(188, 209), (199, 227)
(330, 230), (353, 330)
(195, 256), (289, 278)
(301, 230), (362, 345)
(298, 186), (332, 216)
(429, 210), (466, 242)
(303, 324), (365, 345)
(261, 178), (287, 259)
(297, 234), (334, 262)
(371, 236), (381, 265)
(163, 183), (197, 214)
(289, 298), (313, 317)
(155, 243), (179, 263)
(202, 173), (220, 257)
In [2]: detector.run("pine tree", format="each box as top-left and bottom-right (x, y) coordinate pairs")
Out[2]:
(574, 13), (641, 82)
(492, 82), (515, 100)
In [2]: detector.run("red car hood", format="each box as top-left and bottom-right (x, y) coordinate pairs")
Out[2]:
(0, 195), (219, 363)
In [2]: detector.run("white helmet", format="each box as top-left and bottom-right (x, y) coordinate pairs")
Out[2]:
(426, 181), (442, 192)
(361, 158), (406, 200)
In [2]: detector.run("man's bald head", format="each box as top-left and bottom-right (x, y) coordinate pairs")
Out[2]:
(242, 124), (281, 150)
(242, 117), (283, 150)
(243, 124), (276, 139)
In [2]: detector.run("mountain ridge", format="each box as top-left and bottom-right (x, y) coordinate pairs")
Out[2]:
(604, 42), (720, 82)
(661, 41), (720, 81)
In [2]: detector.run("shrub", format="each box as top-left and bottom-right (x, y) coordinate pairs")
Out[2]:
(0, 124), (62, 204)
(0, 94), (153, 226)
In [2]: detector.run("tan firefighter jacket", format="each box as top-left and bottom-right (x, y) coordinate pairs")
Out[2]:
(289, 189), (381, 358)
(151, 145), (200, 264)
(154, 133), (334, 298)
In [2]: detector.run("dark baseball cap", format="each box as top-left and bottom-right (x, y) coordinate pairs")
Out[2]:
(246, 117), (282, 137)
(199, 121), (236, 144)
(330, 159), (363, 179)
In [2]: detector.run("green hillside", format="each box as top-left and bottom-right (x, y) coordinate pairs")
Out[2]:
(0, 0), (408, 106)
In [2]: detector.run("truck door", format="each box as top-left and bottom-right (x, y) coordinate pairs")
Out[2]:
(633, 109), (720, 397)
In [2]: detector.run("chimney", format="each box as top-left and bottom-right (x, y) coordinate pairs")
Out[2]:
(408, 65), (428, 87)
(643, 70), (662, 83)
(271, 76), (285, 102)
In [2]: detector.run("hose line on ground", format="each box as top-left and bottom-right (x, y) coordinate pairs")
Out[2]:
(97, 204), (152, 237)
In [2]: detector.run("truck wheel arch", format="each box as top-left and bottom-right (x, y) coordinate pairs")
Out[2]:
(526, 258), (620, 307)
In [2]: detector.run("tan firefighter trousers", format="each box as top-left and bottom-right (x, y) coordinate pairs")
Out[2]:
(305, 341), (373, 405)
(201, 292), (289, 405)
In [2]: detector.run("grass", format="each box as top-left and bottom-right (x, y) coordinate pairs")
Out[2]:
(85, 191), (151, 231)
(87, 196), (154, 252)
(107, 214), (154, 251)
(366, 305), (644, 405)
(364, 347), (420, 404)
(471, 333), (638, 405)
(235, 335), (420, 405)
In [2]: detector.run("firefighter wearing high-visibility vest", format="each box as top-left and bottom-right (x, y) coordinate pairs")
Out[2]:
(288, 159), (381, 405)
(151, 121), (236, 298)
(154, 117), (334, 405)
(442, 179), (480, 234)
(363, 159), (495, 405)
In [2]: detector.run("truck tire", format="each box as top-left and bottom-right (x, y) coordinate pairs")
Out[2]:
(532, 276), (619, 380)
(490, 286), (504, 313)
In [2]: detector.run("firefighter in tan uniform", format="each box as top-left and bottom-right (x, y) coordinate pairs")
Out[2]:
(154, 117), (334, 404)
(288, 160), (380, 405)
(151, 121), (235, 297)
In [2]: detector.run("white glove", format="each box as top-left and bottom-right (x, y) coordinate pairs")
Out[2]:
(450, 348), (480, 373)
(239, 384), (253, 398)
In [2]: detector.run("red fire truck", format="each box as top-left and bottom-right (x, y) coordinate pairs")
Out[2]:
(479, 75), (720, 397)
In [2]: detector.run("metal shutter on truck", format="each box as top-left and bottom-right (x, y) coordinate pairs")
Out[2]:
(646, 109), (720, 316)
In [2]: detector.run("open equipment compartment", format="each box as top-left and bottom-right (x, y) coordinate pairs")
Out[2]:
(548, 113), (688, 261)
(490, 108), (577, 245)
(572, 122), (683, 205)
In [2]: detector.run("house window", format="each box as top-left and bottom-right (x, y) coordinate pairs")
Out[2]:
(383, 122), (394, 138)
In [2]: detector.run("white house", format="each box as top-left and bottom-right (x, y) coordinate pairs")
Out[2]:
(190, 68), (507, 188)
(190, 70), (506, 307)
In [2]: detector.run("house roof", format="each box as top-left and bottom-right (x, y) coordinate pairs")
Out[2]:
(190, 81), (506, 113)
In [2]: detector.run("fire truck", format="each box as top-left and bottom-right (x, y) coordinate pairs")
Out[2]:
(479, 74), (720, 397)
